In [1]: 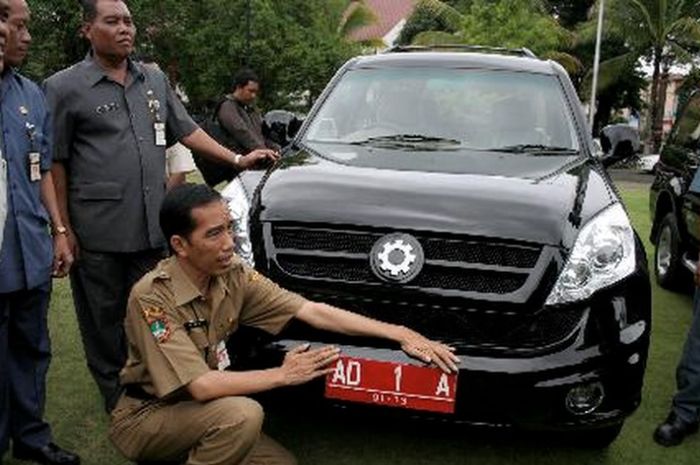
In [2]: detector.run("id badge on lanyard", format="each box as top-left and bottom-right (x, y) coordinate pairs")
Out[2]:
(154, 122), (166, 146)
(147, 90), (166, 146)
(215, 340), (231, 371)
(21, 106), (41, 182)
(28, 152), (41, 182)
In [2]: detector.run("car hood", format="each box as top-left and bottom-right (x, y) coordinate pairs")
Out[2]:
(253, 146), (618, 248)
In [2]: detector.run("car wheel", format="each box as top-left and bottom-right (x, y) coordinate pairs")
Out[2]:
(573, 423), (624, 448)
(654, 213), (686, 289)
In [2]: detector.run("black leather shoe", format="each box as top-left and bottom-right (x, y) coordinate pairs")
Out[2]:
(13, 442), (80, 465)
(653, 412), (699, 447)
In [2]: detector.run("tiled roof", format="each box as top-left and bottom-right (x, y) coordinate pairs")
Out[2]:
(347, 0), (416, 42)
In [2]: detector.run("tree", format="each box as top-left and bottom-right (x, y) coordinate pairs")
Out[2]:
(586, 0), (700, 151)
(547, 0), (596, 28)
(130, 0), (361, 111)
(22, 0), (361, 113)
(410, 0), (580, 74)
(22, 0), (85, 81)
(397, 0), (462, 45)
(339, 0), (382, 47)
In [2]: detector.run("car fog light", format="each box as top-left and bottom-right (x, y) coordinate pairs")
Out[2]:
(565, 382), (605, 416)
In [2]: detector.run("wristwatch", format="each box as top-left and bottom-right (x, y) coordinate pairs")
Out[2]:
(234, 154), (243, 168)
(53, 225), (68, 236)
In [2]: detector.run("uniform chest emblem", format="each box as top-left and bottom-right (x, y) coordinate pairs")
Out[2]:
(95, 102), (120, 115)
(142, 306), (172, 344)
(370, 233), (425, 283)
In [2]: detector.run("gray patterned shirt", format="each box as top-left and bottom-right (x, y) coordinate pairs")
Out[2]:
(44, 53), (198, 252)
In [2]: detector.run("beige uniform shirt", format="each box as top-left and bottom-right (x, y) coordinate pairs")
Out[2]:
(165, 143), (196, 177)
(120, 256), (307, 399)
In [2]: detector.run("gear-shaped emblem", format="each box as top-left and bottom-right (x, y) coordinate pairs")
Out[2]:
(370, 234), (424, 283)
(377, 239), (416, 277)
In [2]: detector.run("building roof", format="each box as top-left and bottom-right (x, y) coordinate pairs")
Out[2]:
(347, 0), (415, 43)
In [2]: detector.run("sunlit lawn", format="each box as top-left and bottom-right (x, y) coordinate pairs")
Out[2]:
(5, 180), (698, 465)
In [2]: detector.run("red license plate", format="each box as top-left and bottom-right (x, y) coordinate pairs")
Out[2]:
(324, 356), (458, 414)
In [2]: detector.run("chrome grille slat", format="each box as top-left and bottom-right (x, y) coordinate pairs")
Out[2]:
(271, 224), (542, 295)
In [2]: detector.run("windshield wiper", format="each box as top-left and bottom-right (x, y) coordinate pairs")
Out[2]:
(350, 134), (462, 146)
(486, 144), (578, 154)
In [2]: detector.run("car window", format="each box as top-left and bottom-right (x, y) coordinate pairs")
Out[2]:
(661, 92), (700, 172)
(673, 93), (700, 149)
(304, 67), (580, 152)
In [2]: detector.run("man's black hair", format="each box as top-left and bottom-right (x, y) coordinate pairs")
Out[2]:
(80, 0), (128, 22)
(231, 68), (260, 91)
(160, 183), (223, 251)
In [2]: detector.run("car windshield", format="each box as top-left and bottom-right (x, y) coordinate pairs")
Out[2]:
(304, 67), (580, 153)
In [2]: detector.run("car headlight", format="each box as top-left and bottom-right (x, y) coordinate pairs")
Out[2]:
(221, 179), (255, 267)
(545, 203), (635, 306)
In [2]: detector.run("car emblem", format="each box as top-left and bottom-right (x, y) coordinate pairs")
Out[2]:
(370, 233), (425, 283)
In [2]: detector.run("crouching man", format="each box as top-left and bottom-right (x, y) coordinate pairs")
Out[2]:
(109, 184), (459, 465)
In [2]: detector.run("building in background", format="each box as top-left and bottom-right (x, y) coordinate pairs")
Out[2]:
(345, 0), (416, 50)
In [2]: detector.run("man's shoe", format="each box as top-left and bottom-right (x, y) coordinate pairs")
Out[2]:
(12, 442), (80, 465)
(653, 412), (699, 447)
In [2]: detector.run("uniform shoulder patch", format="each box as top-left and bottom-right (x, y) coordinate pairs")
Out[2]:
(141, 306), (172, 344)
(248, 270), (262, 283)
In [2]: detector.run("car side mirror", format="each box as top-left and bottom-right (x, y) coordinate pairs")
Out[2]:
(263, 110), (305, 148)
(599, 124), (641, 168)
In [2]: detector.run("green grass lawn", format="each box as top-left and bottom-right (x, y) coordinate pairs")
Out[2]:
(5, 182), (698, 465)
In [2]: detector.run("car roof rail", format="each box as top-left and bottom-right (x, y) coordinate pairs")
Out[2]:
(386, 44), (538, 58)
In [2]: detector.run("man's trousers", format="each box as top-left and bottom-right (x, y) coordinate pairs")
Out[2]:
(69, 249), (164, 412)
(673, 288), (700, 422)
(110, 395), (296, 465)
(0, 285), (53, 457)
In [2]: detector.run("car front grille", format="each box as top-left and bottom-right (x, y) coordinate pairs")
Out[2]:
(270, 224), (543, 296)
(267, 223), (571, 351)
(276, 255), (528, 294)
(284, 290), (584, 352)
(272, 226), (541, 268)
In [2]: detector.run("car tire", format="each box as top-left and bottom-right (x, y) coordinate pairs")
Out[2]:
(654, 213), (687, 290)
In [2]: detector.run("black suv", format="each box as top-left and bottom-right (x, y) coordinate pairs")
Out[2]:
(224, 47), (651, 446)
(650, 90), (700, 289)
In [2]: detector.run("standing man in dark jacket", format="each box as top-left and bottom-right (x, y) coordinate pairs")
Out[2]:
(0, 0), (79, 463)
(195, 68), (281, 187)
(217, 68), (280, 155)
(44, 0), (278, 413)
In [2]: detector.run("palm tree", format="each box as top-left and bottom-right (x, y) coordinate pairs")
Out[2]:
(338, 0), (383, 48)
(408, 0), (582, 75)
(589, 0), (700, 151)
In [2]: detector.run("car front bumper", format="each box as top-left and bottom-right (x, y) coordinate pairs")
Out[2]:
(244, 267), (651, 432)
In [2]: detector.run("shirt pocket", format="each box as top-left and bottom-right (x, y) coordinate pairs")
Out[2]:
(74, 182), (123, 200)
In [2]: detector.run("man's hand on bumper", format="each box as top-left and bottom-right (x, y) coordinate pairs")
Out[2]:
(398, 327), (460, 374)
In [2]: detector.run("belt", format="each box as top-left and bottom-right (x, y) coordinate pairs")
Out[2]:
(124, 384), (156, 401)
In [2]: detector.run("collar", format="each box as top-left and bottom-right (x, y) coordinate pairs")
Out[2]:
(227, 94), (254, 112)
(83, 50), (145, 87)
(164, 257), (233, 308)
